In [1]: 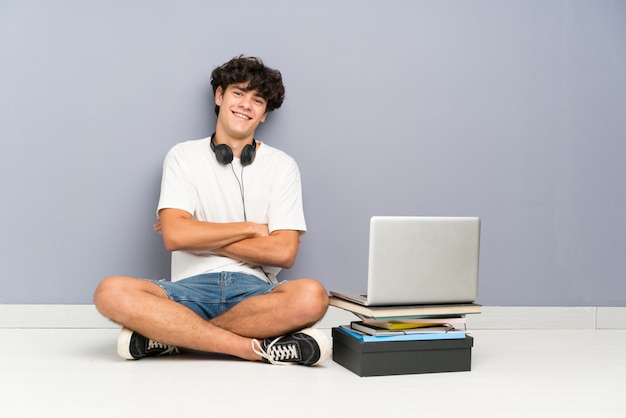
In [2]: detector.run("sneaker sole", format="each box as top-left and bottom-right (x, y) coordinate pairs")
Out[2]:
(117, 327), (137, 360)
(300, 327), (332, 366)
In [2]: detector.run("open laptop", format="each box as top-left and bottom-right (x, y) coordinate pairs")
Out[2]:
(330, 216), (480, 306)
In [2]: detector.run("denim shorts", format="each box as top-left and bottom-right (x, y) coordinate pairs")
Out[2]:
(149, 272), (283, 320)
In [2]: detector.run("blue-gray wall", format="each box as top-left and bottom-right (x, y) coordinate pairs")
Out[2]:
(1, 0), (625, 306)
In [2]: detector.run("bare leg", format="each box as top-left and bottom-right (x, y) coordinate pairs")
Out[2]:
(94, 276), (258, 361)
(93, 276), (329, 361)
(210, 278), (329, 339)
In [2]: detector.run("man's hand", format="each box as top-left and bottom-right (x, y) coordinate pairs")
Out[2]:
(154, 218), (163, 234)
(247, 222), (271, 239)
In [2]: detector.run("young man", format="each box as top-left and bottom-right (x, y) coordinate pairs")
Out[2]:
(94, 56), (331, 366)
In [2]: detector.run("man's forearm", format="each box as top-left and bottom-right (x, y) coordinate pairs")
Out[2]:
(214, 230), (300, 269)
(158, 208), (269, 252)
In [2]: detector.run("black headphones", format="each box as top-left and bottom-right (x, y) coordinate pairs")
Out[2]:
(210, 133), (256, 166)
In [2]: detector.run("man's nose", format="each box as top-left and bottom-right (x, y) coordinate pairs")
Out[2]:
(238, 94), (252, 109)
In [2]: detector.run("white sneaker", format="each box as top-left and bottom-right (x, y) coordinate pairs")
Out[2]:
(117, 328), (179, 360)
(251, 328), (331, 366)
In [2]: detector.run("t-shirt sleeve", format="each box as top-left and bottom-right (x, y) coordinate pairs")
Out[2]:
(267, 158), (307, 234)
(156, 145), (196, 216)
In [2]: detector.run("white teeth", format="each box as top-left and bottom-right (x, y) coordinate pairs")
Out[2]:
(234, 112), (251, 120)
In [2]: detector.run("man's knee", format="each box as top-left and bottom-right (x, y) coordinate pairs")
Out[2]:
(94, 276), (125, 319)
(93, 275), (151, 322)
(287, 278), (329, 325)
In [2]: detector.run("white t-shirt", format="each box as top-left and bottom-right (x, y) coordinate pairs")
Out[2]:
(157, 137), (307, 283)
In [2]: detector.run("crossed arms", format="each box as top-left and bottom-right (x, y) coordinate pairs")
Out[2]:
(156, 208), (300, 269)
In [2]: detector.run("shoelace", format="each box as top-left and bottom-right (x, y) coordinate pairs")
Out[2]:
(148, 339), (179, 356)
(251, 338), (299, 365)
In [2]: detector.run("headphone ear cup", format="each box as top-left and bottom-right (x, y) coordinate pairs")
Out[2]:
(240, 141), (256, 166)
(213, 143), (234, 164)
(210, 134), (233, 165)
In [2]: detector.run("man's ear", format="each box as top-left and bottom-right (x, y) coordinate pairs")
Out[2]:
(215, 86), (223, 106)
(260, 112), (267, 123)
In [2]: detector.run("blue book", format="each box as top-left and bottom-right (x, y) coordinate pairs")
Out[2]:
(338, 325), (467, 342)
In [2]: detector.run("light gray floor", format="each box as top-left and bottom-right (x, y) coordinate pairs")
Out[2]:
(1, 328), (625, 418)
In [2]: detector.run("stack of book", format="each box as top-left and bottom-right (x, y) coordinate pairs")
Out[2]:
(329, 296), (481, 376)
(331, 296), (481, 343)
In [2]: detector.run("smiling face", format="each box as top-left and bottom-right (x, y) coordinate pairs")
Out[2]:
(214, 83), (268, 143)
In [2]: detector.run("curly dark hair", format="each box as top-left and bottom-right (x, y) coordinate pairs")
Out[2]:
(211, 55), (285, 116)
